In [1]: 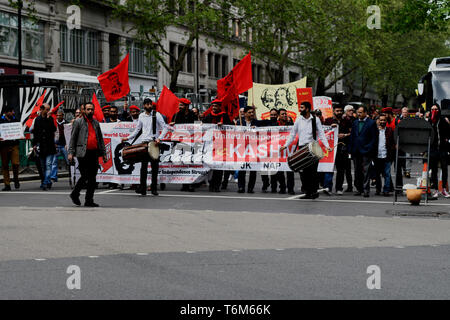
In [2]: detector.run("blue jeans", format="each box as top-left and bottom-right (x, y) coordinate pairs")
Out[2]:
(375, 158), (391, 193)
(324, 172), (334, 191)
(50, 145), (69, 180)
(40, 155), (54, 187)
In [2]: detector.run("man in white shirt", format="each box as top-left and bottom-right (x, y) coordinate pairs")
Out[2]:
(122, 98), (168, 196)
(374, 114), (394, 196)
(281, 102), (331, 199)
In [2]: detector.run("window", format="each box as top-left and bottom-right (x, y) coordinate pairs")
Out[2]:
(60, 25), (98, 67)
(208, 52), (214, 77)
(170, 42), (194, 74)
(127, 40), (156, 76)
(0, 11), (44, 61)
(221, 56), (228, 77)
(207, 52), (229, 79)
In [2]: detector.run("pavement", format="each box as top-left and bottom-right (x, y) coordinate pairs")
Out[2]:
(0, 162), (449, 299)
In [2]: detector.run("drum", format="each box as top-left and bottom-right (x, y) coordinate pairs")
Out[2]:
(122, 142), (149, 164)
(287, 141), (324, 172)
(148, 141), (160, 161)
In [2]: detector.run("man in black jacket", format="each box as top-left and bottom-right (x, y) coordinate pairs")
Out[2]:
(0, 107), (21, 191)
(33, 103), (56, 191)
(429, 104), (450, 198)
(68, 102), (107, 206)
(203, 99), (233, 192)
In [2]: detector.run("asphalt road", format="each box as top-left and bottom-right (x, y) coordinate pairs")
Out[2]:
(0, 169), (449, 299)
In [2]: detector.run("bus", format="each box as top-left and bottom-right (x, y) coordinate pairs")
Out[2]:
(417, 57), (450, 116)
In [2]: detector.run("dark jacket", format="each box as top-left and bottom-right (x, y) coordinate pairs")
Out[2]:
(349, 117), (378, 157)
(324, 116), (352, 154)
(378, 126), (396, 161)
(69, 117), (106, 158)
(0, 114), (20, 147)
(32, 115), (56, 156)
(236, 118), (269, 127)
(429, 117), (450, 152)
(173, 110), (196, 124)
(203, 112), (233, 125)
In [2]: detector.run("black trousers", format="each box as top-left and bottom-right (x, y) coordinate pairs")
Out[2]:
(140, 154), (159, 191)
(353, 154), (372, 193)
(73, 150), (99, 203)
(300, 160), (319, 196)
(209, 170), (223, 191)
(238, 171), (257, 191)
(221, 170), (234, 188)
(335, 152), (352, 191)
(270, 172), (295, 192)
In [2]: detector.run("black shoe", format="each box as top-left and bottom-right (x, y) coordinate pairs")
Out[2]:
(345, 188), (353, 193)
(375, 191), (381, 196)
(160, 183), (166, 191)
(288, 190), (295, 195)
(40, 185), (47, 191)
(151, 190), (159, 196)
(209, 185), (214, 192)
(180, 185), (189, 192)
(47, 182), (52, 190)
(238, 188), (245, 193)
(303, 194), (314, 199)
(2, 185), (11, 191)
(248, 189), (254, 194)
(363, 192), (370, 198)
(214, 188), (221, 193)
(279, 190), (287, 194)
(14, 181), (20, 189)
(383, 192), (391, 197)
(221, 184), (227, 190)
(84, 202), (99, 207)
(70, 192), (81, 206)
(354, 191), (362, 196)
(188, 186), (195, 192)
(51, 178), (58, 183)
(135, 187), (146, 196)
(312, 192), (319, 199)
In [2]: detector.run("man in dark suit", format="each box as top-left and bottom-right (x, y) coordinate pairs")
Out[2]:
(349, 106), (378, 197)
(68, 102), (107, 207)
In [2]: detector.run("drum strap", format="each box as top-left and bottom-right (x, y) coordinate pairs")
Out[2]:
(311, 115), (317, 141)
(152, 111), (157, 136)
(131, 129), (142, 145)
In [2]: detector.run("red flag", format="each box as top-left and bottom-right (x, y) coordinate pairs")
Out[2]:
(50, 100), (65, 126)
(97, 54), (130, 102)
(25, 89), (47, 128)
(217, 52), (252, 120)
(157, 86), (179, 123)
(92, 93), (105, 122)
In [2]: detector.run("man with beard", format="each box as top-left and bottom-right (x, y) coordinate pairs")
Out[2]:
(122, 98), (168, 196)
(203, 99), (233, 192)
(374, 114), (395, 196)
(349, 106), (378, 197)
(106, 106), (120, 123)
(281, 102), (331, 199)
(102, 105), (111, 122)
(68, 102), (107, 207)
(171, 98), (197, 192)
(323, 105), (352, 195)
(428, 104), (449, 198)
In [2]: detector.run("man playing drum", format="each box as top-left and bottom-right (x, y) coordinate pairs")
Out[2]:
(121, 98), (168, 196)
(280, 102), (332, 199)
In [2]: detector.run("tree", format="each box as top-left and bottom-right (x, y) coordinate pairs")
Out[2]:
(109, 0), (233, 92)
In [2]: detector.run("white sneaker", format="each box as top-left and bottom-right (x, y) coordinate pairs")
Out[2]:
(441, 189), (450, 198)
(431, 190), (439, 199)
(336, 190), (343, 195)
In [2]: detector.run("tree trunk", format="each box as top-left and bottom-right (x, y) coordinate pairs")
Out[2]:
(315, 76), (326, 96)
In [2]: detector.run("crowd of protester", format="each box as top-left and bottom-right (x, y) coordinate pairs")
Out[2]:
(1, 98), (449, 200)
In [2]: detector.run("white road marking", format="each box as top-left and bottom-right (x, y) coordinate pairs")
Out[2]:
(3, 191), (450, 206)
(186, 251), (196, 253)
(34, 258), (46, 261)
(232, 250), (241, 252)
(275, 248), (285, 251)
(88, 256), (99, 258)
(136, 253), (148, 256)
(394, 246), (405, 249)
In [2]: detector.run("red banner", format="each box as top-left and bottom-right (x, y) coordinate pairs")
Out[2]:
(98, 54), (130, 102)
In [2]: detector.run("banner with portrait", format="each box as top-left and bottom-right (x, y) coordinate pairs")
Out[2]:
(247, 77), (307, 122)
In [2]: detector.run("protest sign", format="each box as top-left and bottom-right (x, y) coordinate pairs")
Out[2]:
(313, 96), (333, 119)
(0, 122), (25, 140)
(248, 78), (307, 121)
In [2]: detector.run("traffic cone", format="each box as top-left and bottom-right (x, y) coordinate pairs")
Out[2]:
(418, 163), (431, 194)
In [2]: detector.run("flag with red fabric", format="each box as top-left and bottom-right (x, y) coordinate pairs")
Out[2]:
(92, 93), (105, 122)
(217, 52), (252, 120)
(97, 54), (130, 102)
(157, 86), (179, 123)
(25, 89), (47, 128)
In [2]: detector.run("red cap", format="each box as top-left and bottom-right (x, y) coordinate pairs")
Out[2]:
(102, 105), (111, 110)
(152, 102), (157, 106)
(129, 105), (140, 111)
(381, 107), (393, 113)
(179, 98), (191, 105)
(211, 98), (222, 105)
